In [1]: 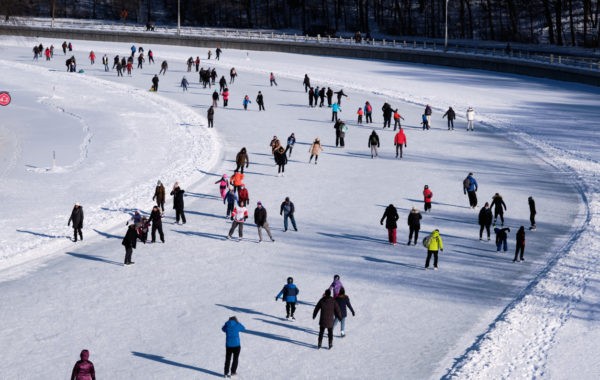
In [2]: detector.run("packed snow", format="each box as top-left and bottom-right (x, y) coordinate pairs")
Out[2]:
(0, 35), (599, 379)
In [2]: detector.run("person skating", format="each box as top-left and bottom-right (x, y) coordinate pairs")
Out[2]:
(230, 170), (244, 193)
(381, 102), (393, 129)
(62, 41), (67, 55)
(216, 47), (222, 60)
(333, 119), (347, 148)
(235, 147), (249, 174)
(148, 50), (154, 64)
(424, 229), (444, 270)
(331, 102), (341, 122)
(424, 104), (432, 128)
(285, 133), (296, 157)
(275, 277), (298, 319)
(313, 86), (320, 107)
(326, 87), (333, 107)
(313, 289), (342, 349)
(269, 72), (278, 86)
(442, 106), (456, 130)
(407, 207), (422, 246)
(70, 349), (96, 380)
(394, 127), (407, 159)
(224, 186), (238, 218)
(303, 74), (311, 92)
(364, 101), (373, 123)
(494, 227), (510, 252)
(88, 50), (95, 65)
(159, 60), (168, 75)
(222, 88), (229, 107)
(329, 274), (344, 298)
(222, 316), (245, 378)
(393, 109), (405, 130)
(380, 204), (399, 245)
(219, 75), (227, 92)
(212, 90), (219, 107)
(513, 226), (526, 262)
(170, 182), (186, 224)
(466, 106), (475, 131)
(151, 74), (159, 91)
(207, 105), (214, 128)
(256, 91), (265, 111)
(153, 180), (166, 212)
(335, 89), (348, 105)
(102, 54), (109, 71)
(334, 287), (355, 338)
(423, 185), (433, 212)
(308, 87), (315, 107)
(137, 53), (144, 69)
(68, 202), (84, 242)
(242, 95), (251, 110)
(180, 76), (189, 92)
(491, 193), (507, 226)
(528, 196), (537, 230)
(270, 136), (281, 154)
(318, 87), (326, 107)
(421, 114), (429, 130)
(478, 202), (493, 241)
(280, 197), (297, 231)
(237, 184), (250, 206)
(309, 137), (323, 164)
(274, 146), (288, 176)
(122, 224), (137, 265)
(463, 172), (478, 208)
(227, 201), (248, 240)
(148, 205), (165, 243)
(357, 107), (364, 124)
(368, 130), (380, 158)
(254, 201), (275, 242)
(215, 174), (229, 201)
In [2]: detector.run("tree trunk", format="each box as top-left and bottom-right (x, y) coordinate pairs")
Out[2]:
(486, 0), (495, 40)
(555, 0), (563, 45)
(568, 0), (575, 45)
(543, 0), (555, 44)
(466, 0), (473, 38)
(506, 0), (518, 40)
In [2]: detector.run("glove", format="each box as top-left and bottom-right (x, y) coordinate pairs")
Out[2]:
(275, 297), (278, 301)
(67, 223), (70, 226)
(230, 217), (233, 221)
(352, 312), (355, 317)
(380, 221), (383, 225)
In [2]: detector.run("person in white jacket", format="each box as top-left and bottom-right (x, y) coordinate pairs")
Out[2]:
(227, 201), (249, 240)
(466, 107), (475, 131)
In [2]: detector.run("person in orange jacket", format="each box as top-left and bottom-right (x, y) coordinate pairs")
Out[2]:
(393, 127), (407, 159)
(393, 109), (404, 130)
(230, 170), (244, 193)
(357, 107), (364, 124)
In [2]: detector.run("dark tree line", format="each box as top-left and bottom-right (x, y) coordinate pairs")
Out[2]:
(2, 0), (600, 47)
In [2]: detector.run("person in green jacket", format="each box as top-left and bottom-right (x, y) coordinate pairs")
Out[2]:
(425, 229), (444, 270)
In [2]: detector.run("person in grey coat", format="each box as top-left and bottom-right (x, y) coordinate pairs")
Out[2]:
(68, 203), (84, 242)
(313, 288), (342, 349)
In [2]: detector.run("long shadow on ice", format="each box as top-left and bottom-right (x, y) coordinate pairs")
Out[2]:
(318, 232), (390, 245)
(131, 351), (222, 377)
(255, 318), (318, 335)
(185, 191), (221, 201)
(93, 229), (122, 240)
(66, 252), (123, 266)
(173, 230), (225, 241)
(363, 256), (423, 270)
(16, 229), (70, 239)
(243, 329), (315, 349)
(215, 304), (286, 321)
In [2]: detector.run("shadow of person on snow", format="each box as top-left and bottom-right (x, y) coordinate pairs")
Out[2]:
(66, 252), (123, 266)
(131, 351), (222, 377)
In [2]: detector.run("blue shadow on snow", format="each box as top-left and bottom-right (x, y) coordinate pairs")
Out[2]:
(131, 351), (222, 377)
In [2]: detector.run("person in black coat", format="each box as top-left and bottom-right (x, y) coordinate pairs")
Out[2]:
(381, 102), (393, 129)
(207, 106), (215, 128)
(308, 87), (314, 107)
(313, 289), (342, 349)
(122, 224), (138, 265)
(380, 204), (399, 245)
(326, 87), (333, 107)
(170, 182), (186, 224)
(368, 130), (380, 158)
(513, 226), (526, 262)
(407, 207), (422, 246)
(334, 287), (355, 337)
(254, 201), (274, 242)
(256, 91), (265, 111)
(303, 74), (310, 92)
(442, 106), (456, 130)
(318, 87), (325, 107)
(151, 74), (159, 91)
(494, 227), (510, 252)
(274, 146), (288, 176)
(491, 193), (507, 226)
(68, 203), (84, 242)
(333, 119), (346, 148)
(528, 196), (536, 230)
(335, 89), (347, 105)
(478, 202), (493, 240)
(149, 205), (165, 243)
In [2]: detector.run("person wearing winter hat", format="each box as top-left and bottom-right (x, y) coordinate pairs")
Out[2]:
(254, 201), (275, 242)
(215, 174), (229, 200)
(227, 201), (249, 240)
(224, 186), (238, 218)
(68, 202), (84, 242)
(275, 276), (299, 319)
(313, 288), (342, 349)
(149, 205), (165, 243)
(514, 226), (526, 262)
(380, 204), (399, 245)
(237, 184), (250, 206)
(222, 316), (246, 378)
(122, 223), (137, 265)
(423, 185), (433, 212)
(407, 206), (422, 246)
(70, 349), (96, 380)
(170, 182), (186, 224)
(153, 180), (166, 212)
(425, 229), (444, 270)
(491, 192), (507, 226)
(478, 202), (493, 240)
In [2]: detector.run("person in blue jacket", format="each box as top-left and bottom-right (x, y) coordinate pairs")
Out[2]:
(331, 102), (341, 122)
(222, 316), (246, 378)
(275, 277), (299, 320)
(463, 172), (479, 208)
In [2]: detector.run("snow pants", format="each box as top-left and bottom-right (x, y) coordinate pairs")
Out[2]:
(479, 224), (491, 239)
(151, 223), (164, 243)
(514, 243), (525, 261)
(387, 228), (397, 244)
(408, 226), (419, 245)
(425, 250), (439, 268)
(318, 326), (333, 347)
(283, 213), (297, 231)
(257, 222), (274, 241)
(285, 302), (296, 318)
(467, 191), (478, 208)
(175, 208), (186, 224)
(228, 221), (244, 238)
(224, 346), (241, 376)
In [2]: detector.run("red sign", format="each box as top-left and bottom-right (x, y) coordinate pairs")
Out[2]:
(0, 91), (11, 106)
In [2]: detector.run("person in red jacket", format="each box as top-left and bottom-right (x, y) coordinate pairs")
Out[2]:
(237, 184), (249, 206)
(423, 185), (433, 212)
(393, 127), (407, 159)
(393, 109), (404, 130)
(71, 349), (96, 380)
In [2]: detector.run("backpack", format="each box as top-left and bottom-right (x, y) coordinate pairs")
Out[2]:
(341, 123), (348, 133)
(422, 236), (432, 248)
(463, 177), (471, 190)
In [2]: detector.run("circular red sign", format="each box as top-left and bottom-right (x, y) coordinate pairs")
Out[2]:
(0, 91), (11, 106)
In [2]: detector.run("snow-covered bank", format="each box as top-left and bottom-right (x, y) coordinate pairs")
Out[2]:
(0, 36), (598, 378)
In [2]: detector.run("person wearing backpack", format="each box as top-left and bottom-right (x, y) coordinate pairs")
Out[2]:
(380, 204), (399, 245)
(275, 277), (299, 320)
(364, 101), (373, 123)
(334, 119), (347, 148)
(368, 130), (380, 158)
(478, 202), (493, 241)
(463, 172), (478, 208)
(424, 229), (443, 270)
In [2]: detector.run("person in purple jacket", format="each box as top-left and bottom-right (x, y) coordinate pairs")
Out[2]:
(222, 316), (246, 378)
(329, 274), (343, 297)
(71, 349), (96, 380)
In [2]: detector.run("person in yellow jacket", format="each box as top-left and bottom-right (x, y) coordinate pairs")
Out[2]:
(425, 229), (444, 270)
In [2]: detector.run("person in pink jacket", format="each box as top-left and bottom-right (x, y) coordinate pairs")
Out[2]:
(222, 88), (230, 107)
(71, 349), (96, 380)
(215, 174), (229, 200)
